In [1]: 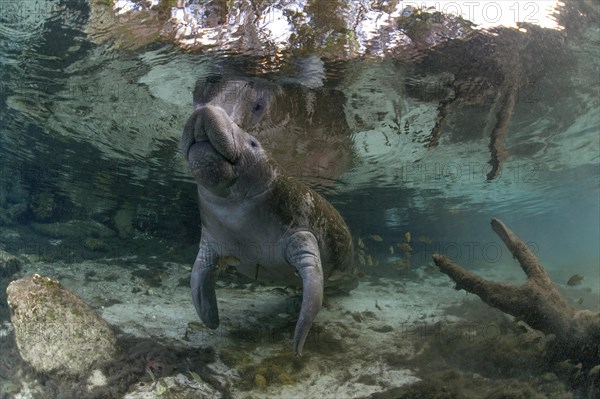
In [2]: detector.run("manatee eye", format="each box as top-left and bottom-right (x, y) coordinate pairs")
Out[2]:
(250, 139), (259, 148)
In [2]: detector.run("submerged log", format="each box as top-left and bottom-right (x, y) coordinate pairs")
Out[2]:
(432, 218), (600, 366)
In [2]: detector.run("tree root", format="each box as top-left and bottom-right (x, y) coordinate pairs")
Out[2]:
(486, 86), (517, 180)
(433, 218), (600, 366)
(427, 96), (456, 148)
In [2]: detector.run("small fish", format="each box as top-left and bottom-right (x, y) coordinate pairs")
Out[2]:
(358, 238), (365, 249)
(424, 265), (438, 273)
(399, 242), (412, 253)
(366, 255), (374, 267)
(189, 371), (203, 384)
(567, 274), (584, 286)
(369, 234), (383, 242)
(389, 245), (394, 255)
(374, 259), (380, 267)
(392, 260), (410, 270)
(576, 297), (584, 305)
(357, 253), (366, 266)
(357, 271), (366, 278)
(358, 248), (366, 257)
(218, 256), (240, 267)
(404, 232), (411, 243)
(187, 321), (204, 331)
(418, 235), (432, 244)
(375, 300), (382, 310)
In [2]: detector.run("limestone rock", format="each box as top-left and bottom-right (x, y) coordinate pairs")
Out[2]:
(6, 274), (118, 377)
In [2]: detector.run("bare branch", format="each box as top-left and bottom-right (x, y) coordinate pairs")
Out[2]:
(490, 218), (550, 283)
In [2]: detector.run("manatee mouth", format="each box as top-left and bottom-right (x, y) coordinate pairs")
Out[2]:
(186, 140), (232, 170)
(182, 105), (239, 164)
(187, 140), (236, 190)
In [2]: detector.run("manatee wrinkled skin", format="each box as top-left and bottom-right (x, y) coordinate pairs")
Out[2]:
(193, 75), (352, 184)
(181, 104), (356, 354)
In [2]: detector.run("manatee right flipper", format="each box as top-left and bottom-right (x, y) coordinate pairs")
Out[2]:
(285, 231), (324, 355)
(191, 237), (220, 329)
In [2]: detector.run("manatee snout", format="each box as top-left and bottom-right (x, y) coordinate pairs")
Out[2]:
(181, 105), (239, 163)
(181, 105), (247, 194)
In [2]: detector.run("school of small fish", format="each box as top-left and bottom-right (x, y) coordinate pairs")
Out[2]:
(355, 230), (431, 272)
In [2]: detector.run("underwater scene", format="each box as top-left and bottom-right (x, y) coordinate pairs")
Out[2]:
(0, 0), (599, 398)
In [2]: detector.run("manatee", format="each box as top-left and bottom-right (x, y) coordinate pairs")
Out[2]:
(181, 104), (356, 354)
(193, 75), (352, 185)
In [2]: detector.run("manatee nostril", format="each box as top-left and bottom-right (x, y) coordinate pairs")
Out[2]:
(250, 140), (258, 148)
(252, 98), (267, 114)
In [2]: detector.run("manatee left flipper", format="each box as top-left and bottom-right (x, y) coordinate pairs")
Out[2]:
(191, 237), (220, 329)
(285, 231), (324, 355)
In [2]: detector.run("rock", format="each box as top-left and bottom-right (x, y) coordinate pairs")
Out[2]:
(370, 325), (394, 333)
(6, 274), (118, 377)
(114, 206), (134, 238)
(0, 249), (22, 278)
(31, 191), (56, 221)
(123, 373), (223, 399)
(5, 380), (44, 398)
(31, 220), (115, 239)
(1, 172), (28, 225)
(84, 237), (108, 252)
(0, 228), (21, 242)
(86, 369), (109, 392)
(0, 203), (28, 225)
(0, 382), (21, 395)
(254, 374), (267, 390)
